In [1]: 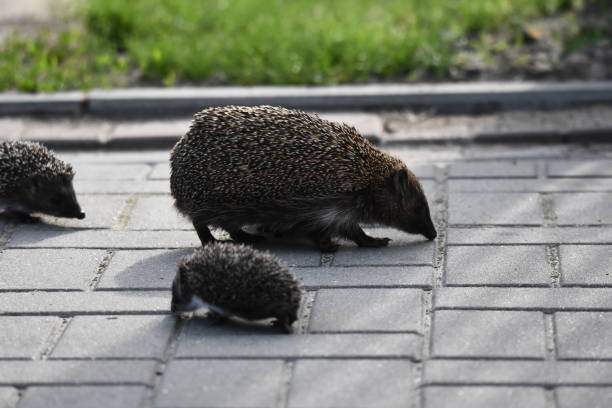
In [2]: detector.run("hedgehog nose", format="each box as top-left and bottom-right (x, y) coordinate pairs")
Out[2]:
(77, 212), (86, 219)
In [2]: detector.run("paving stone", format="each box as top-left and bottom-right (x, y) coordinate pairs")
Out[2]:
(19, 386), (148, 408)
(0, 291), (168, 314)
(555, 312), (612, 359)
(21, 121), (108, 144)
(425, 360), (612, 385)
(448, 161), (537, 178)
(254, 244), (321, 267)
(176, 323), (421, 359)
(333, 228), (434, 266)
(434, 287), (612, 311)
(110, 120), (187, 142)
(0, 249), (104, 290)
(127, 196), (191, 230)
(288, 360), (414, 408)
(37, 195), (127, 229)
(73, 180), (169, 194)
(556, 387), (612, 408)
(149, 163), (170, 179)
(73, 164), (151, 180)
(549, 160), (612, 177)
(0, 316), (58, 358)
(554, 193), (612, 225)
(449, 193), (543, 225)
(98, 249), (190, 289)
(447, 227), (612, 244)
(445, 246), (550, 286)
(52, 315), (174, 358)
(0, 387), (18, 408)
(449, 179), (612, 192)
(423, 387), (548, 408)
(294, 266), (432, 288)
(0, 361), (156, 385)
(559, 245), (612, 286)
(309, 288), (422, 332)
(156, 360), (283, 408)
(432, 310), (545, 358)
(318, 112), (383, 140)
(0, 118), (24, 141)
(60, 151), (169, 164)
(8, 228), (200, 249)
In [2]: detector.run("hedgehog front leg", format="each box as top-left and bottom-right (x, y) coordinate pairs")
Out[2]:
(192, 216), (216, 245)
(228, 228), (266, 244)
(342, 224), (391, 248)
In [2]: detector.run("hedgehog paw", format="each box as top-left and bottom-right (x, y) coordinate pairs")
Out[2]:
(273, 316), (294, 334)
(357, 237), (391, 248)
(230, 229), (266, 244)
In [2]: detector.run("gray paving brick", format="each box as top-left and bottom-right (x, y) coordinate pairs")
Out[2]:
(0, 361), (156, 385)
(554, 193), (612, 225)
(74, 164), (151, 180)
(110, 120), (186, 141)
(555, 312), (612, 359)
(73, 180), (169, 194)
(0, 316), (58, 358)
(176, 323), (421, 359)
(98, 249), (190, 289)
(253, 244), (321, 267)
(449, 193), (543, 225)
(156, 360), (282, 408)
(434, 288), (612, 311)
(411, 164), (436, 179)
(19, 386), (148, 408)
(449, 179), (612, 192)
(447, 227), (612, 244)
(445, 246), (550, 286)
(127, 196), (191, 230)
(432, 310), (545, 358)
(0, 291), (168, 314)
(333, 228), (434, 266)
(309, 288), (422, 332)
(52, 315), (174, 358)
(21, 121), (107, 144)
(288, 360), (414, 408)
(0, 387), (18, 408)
(37, 195), (127, 229)
(0, 249), (104, 290)
(549, 160), (612, 177)
(449, 161), (537, 178)
(560, 245), (612, 286)
(149, 163), (170, 179)
(294, 266), (432, 288)
(425, 360), (612, 385)
(556, 387), (612, 408)
(423, 387), (548, 408)
(8, 229), (200, 249)
(318, 112), (383, 140)
(0, 118), (23, 141)
(60, 151), (168, 164)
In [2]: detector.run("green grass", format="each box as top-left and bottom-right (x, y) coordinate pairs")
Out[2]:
(0, 0), (584, 92)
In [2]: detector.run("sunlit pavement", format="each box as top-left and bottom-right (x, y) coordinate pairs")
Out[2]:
(1, 142), (612, 407)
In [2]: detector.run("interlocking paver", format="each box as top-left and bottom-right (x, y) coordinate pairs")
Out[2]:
(149, 163), (170, 179)
(445, 246), (550, 286)
(556, 387), (612, 408)
(156, 360), (283, 408)
(560, 245), (612, 286)
(294, 266), (432, 288)
(0, 361), (156, 385)
(73, 180), (169, 194)
(449, 193), (543, 225)
(449, 161), (537, 178)
(554, 193), (612, 225)
(98, 249), (190, 289)
(548, 160), (612, 177)
(52, 315), (174, 358)
(73, 164), (151, 180)
(0, 316), (58, 358)
(288, 360), (414, 408)
(423, 387), (548, 408)
(0, 387), (18, 408)
(447, 227), (612, 244)
(127, 196), (191, 230)
(555, 312), (612, 359)
(37, 195), (127, 229)
(19, 386), (148, 408)
(432, 310), (545, 358)
(254, 244), (322, 267)
(449, 178), (612, 192)
(309, 288), (422, 332)
(176, 323), (421, 359)
(0, 249), (104, 290)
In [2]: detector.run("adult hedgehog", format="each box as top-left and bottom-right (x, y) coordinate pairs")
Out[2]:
(170, 106), (436, 251)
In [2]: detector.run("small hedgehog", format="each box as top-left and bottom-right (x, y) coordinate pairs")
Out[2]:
(0, 141), (85, 222)
(170, 105), (436, 252)
(171, 242), (301, 333)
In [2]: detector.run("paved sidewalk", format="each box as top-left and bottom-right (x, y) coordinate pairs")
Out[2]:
(1, 142), (612, 407)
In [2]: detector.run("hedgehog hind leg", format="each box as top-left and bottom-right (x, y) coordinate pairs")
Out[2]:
(228, 228), (266, 244)
(192, 216), (216, 245)
(342, 224), (391, 248)
(309, 230), (339, 252)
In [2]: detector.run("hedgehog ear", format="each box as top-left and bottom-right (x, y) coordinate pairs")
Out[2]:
(392, 169), (411, 198)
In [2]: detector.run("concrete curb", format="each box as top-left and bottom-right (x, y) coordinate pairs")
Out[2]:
(2, 81), (612, 117)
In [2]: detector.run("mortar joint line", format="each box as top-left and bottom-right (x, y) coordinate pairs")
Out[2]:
(414, 361), (425, 408)
(114, 194), (139, 231)
(432, 164), (449, 289)
(298, 291), (316, 335)
(546, 245), (561, 288)
(320, 252), (334, 267)
(88, 249), (115, 291)
(539, 192), (557, 228)
(277, 360), (295, 408)
(0, 222), (17, 252)
(544, 313), (557, 362)
(37, 316), (72, 361)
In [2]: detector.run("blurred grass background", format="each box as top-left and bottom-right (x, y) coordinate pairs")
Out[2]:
(0, 0), (590, 91)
